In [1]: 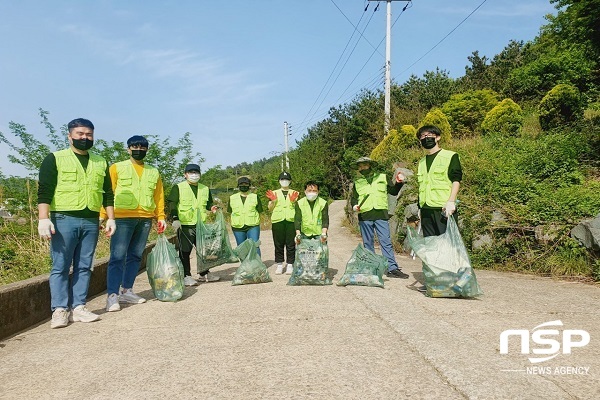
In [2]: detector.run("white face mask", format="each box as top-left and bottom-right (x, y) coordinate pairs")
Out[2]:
(279, 180), (290, 188)
(305, 192), (318, 201)
(187, 173), (200, 183)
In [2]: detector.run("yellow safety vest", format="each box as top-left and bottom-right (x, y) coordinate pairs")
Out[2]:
(298, 197), (326, 236)
(177, 181), (209, 225)
(354, 173), (389, 212)
(230, 193), (260, 228)
(417, 149), (455, 208)
(270, 189), (298, 223)
(114, 160), (159, 212)
(50, 149), (106, 212)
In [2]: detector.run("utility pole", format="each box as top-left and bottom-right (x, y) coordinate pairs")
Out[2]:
(369, 0), (410, 136)
(283, 121), (290, 171)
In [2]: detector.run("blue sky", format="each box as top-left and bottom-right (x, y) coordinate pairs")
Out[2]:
(0, 0), (556, 177)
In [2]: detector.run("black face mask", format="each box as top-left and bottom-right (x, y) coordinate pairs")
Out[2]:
(72, 138), (93, 151)
(359, 168), (372, 176)
(239, 185), (250, 192)
(131, 149), (147, 160)
(421, 137), (437, 149)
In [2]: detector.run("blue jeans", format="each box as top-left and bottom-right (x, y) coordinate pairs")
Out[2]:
(107, 218), (152, 295)
(49, 214), (99, 311)
(232, 226), (261, 256)
(358, 219), (399, 272)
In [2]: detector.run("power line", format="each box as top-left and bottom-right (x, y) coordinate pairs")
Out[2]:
(394, 0), (488, 79)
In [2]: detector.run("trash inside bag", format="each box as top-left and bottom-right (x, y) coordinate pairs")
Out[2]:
(336, 244), (387, 288)
(196, 210), (238, 273)
(231, 239), (272, 285)
(287, 238), (331, 286)
(406, 217), (483, 298)
(146, 234), (184, 301)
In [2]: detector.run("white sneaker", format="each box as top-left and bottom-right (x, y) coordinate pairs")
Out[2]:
(286, 264), (293, 275)
(70, 305), (100, 323)
(275, 264), (284, 274)
(50, 308), (69, 329)
(200, 273), (220, 283)
(184, 276), (199, 286)
(106, 293), (121, 312)
(119, 288), (147, 304)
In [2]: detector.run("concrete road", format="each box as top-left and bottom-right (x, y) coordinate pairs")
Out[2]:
(1, 200), (598, 399)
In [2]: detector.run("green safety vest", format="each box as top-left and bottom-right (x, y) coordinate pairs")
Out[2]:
(417, 149), (455, 208)
(354, 173), (389, 213)
(230, 193), (260, 228)
(177, 181), (209, 225)
(298, 197), (327, 236)
(114, 160), (160, 212)
(50, 149), (106, 212)
(270, 188), (298, 223)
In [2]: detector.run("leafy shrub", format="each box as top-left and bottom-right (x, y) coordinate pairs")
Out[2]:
(538, 83), (584, 130)
(583, 101), (600, 123)
(371, 125), (418, 165)
(481, 98), (524, 137)
(441, 89), (500, 137)
(419, 108), (452, 144)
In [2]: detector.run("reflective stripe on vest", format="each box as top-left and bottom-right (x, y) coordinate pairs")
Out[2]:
(298, 197), (326, 236)
(354, 173), (389, 212)
(114, 160), (159, 212)
(50, 149), (106, 212)
(270, 188), (297, 223)
(417, 149), (455, 208)
(177, 181), (209, 225)
(230, 193), (260, 228)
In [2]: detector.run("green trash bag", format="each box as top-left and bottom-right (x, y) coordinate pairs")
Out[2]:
(146, 234), (184, 301)
(406, 216), (483, 298)
(231, 239), (272, 286)
(196, 210), (238, 273)
(336, 244), (387, 288)
(287, 238), (331, 286)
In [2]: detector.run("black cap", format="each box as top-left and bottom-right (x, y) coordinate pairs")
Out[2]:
(184, 164), (201, 173)
(238, 176), (251, 185)
(278, 171), (292, 180)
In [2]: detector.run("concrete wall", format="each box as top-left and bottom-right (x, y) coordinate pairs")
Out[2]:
(0, 237), (175, 340)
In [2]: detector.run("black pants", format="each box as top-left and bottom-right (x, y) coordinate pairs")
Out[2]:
(420, 208), (458, 237)
(177, 225), (208, 277)
(272, 220), (296, 264)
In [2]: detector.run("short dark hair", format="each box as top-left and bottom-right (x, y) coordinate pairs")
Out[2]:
(416, 125), (441, 138)
(67, 118), (94, 132)
(127, 135), (149, 148)
(304, 180), (320, 190)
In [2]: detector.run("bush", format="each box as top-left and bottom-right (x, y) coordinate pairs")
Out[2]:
(419, 108), (452, 144)
(441, 89), (500, 137)
(538, 83), (584, 130)
(481, 98), (524, 137)
(583, 102), (600, 123)
(371, 125), (418, 165)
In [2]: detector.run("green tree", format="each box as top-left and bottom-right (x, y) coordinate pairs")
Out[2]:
(538, 83), (584, 130)
(441, 89), (500, 137)
(419, 108), (452, 144)
(481, 98), (524, 137)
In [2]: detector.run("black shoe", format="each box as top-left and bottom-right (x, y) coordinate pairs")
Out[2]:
(386, 269), (409, 279)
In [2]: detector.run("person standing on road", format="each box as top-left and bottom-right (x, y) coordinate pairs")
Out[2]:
(38, 118), (116, 329)
(351, 157), (409, 279)
(416, 125), (462, 237)
(103, 135), (166, 312)
(167, 163), (219, 286)
(294, 181), (328, 244)
(266, 171), (299, 275)
(228, 176), (263, 256)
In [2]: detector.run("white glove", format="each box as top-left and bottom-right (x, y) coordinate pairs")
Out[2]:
(352, 205), (360, 212)
(104, 219), (116, 236)
(38, 218), (55, 239)
(172, 220), (182, 231)
(444, 201), (456, 216)
(211, 205), (219, 213)
(395, 172), (406, 183)
(157, 219), (167, 234)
